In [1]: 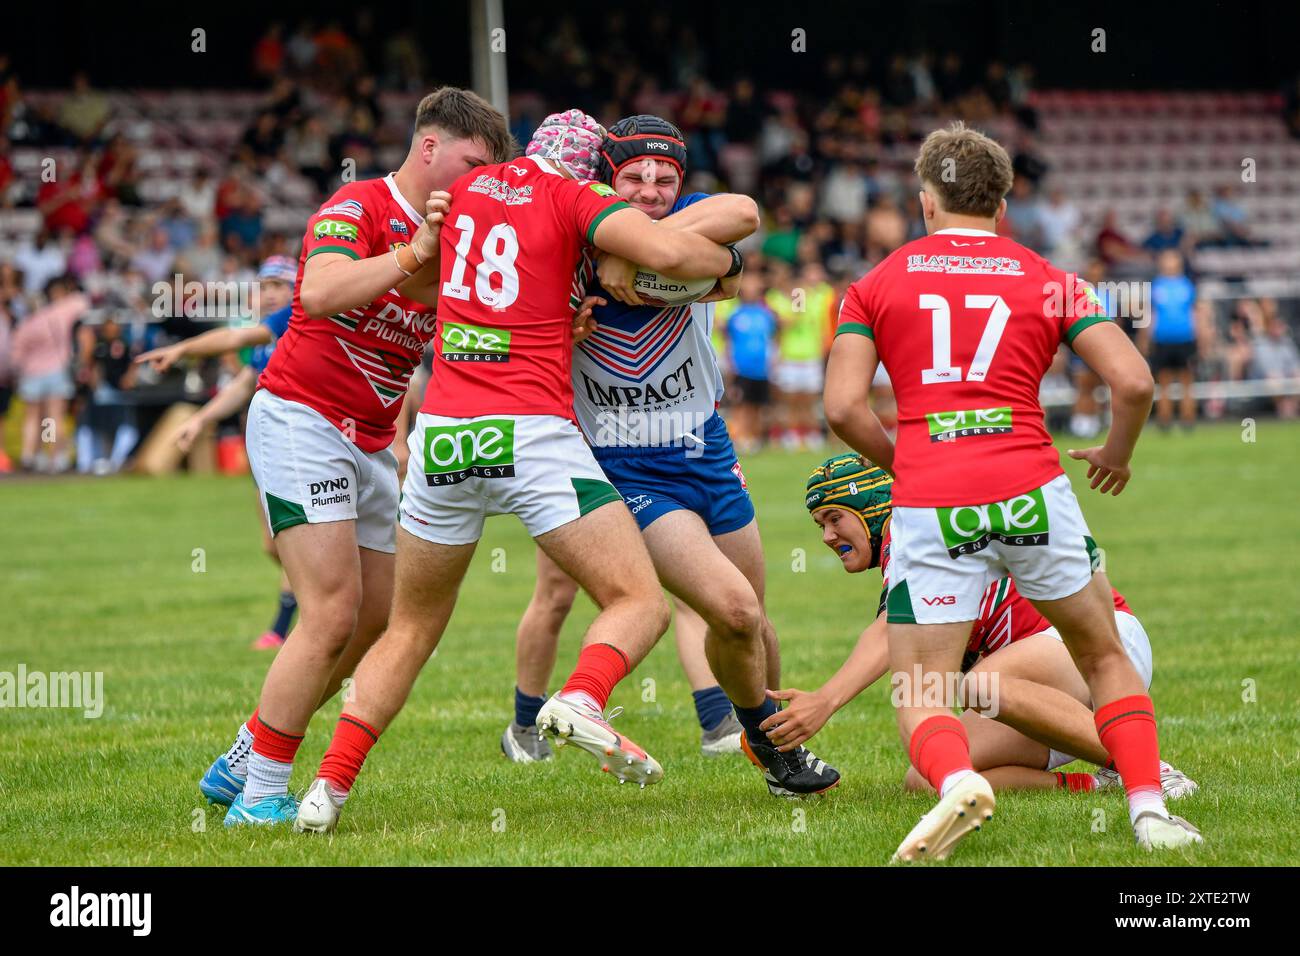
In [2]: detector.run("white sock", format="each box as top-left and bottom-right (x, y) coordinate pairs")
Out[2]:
(326, 781), (349, 807)
(223, 723), (255, 779)
(557, 690), (601, 714)
(939, 769), (974, 798)
(244, 752), (293, 804)
(1127, 789), (1169, 826)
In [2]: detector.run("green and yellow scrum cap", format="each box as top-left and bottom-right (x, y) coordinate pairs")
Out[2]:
(804, 453), (893, 538)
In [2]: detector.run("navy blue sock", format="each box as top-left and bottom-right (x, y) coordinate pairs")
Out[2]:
(514, 687), (546, 728)
(692, 685), (733, 731)
(732, 697), (779, 746)
(271, 591), (297, 638)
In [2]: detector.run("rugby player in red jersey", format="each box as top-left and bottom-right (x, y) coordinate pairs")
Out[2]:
(294, 110), (741, 833)
(758, 455), (1198, 800)
(204, 89), (516, 826)
(824, 123), (1202, 857)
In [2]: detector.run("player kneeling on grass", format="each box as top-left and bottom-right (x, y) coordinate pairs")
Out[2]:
(293, 109), (743, 834)
(761, 454), (1197, 802)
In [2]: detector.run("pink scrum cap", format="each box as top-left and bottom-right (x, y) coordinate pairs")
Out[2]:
(524, 108), (606, 181)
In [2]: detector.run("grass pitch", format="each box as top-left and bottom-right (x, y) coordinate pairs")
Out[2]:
(1, 421), (1297, 865)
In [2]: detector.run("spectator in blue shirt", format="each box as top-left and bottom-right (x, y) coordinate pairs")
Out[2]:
(1212, 185), (1258, 247)
(1142, 209), (1185, 255)
(1143, 250), (1200, 429)
(724, 272), (778, 451)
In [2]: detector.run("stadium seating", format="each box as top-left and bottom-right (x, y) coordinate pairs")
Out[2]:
(2, 89), (1296, 282)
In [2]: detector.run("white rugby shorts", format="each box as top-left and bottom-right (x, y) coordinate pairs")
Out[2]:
(886, 474), (1096, 625)
(399, 413), (622, 545)
(245, 389), (399, 553)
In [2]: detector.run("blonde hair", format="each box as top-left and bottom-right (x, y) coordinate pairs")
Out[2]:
(914, 121), (1014, 217)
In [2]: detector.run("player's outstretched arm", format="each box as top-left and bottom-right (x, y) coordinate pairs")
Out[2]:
(658, 193), (761, 244)
(173, 365), (258, 452)
(1067, 322), (1154, 495)
(760, 612), (890, 752)
(824, 332), (895, 472)
(136, 324), (273, 373)
(590, 206), (733, 281)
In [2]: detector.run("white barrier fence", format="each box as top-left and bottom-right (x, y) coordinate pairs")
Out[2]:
(1042, 377), (1300, 407)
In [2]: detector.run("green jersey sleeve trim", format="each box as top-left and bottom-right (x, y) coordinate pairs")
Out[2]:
(836, 321), (874, 339)
(306, 245), (361, 261)
(1064, 313), (1111, 346)
(585, 201), (631, 244)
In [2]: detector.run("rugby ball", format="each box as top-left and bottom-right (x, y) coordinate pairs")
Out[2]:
(632, 268), (716, 307)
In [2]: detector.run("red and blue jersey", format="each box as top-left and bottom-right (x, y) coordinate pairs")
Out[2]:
(572, 191), (726, 450)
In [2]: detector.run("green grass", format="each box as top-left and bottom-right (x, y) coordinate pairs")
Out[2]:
(1, 421), (1297, 865)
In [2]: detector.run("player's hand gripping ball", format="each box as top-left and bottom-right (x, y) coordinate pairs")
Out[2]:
(630, 268), (716, 307)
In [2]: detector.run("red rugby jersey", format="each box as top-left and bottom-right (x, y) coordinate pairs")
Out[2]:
(259, 174), (432, 452)
(837, 229), (1110, 506)
(420, 155), (629, 420)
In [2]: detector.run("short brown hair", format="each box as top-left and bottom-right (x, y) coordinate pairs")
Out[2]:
(414, 87), (517, 163)
(914, 122), (1014, 217)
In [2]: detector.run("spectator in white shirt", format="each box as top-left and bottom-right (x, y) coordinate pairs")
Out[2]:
(178, 169), (217, 224)
(1038, 186), (1082, 256)
(819, 160), (868, 223)
(12, 231), (67, 295)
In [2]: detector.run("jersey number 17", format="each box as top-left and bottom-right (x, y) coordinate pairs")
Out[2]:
(919, 293), (1010, 385)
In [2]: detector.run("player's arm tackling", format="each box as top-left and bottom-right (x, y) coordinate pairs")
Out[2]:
(657, 193), (760, 245)
(761, 612), (890, 751)
(591, 206), (733, 282)
(300, 191), (450, 316)
(597, 194), (757, 304)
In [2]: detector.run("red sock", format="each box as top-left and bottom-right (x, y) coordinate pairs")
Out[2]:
(318, 714), (381, 794)
(560, 643), (630, 710)
(245, 709), (258, 736)
(1094, 695), (1161, 801)
(251, 714), (303, 764)
(1056, 771), (1097, 793)
(908, 715), (973, 793)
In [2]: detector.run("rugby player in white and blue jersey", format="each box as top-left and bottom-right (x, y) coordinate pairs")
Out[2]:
(503, 116), (840, 797)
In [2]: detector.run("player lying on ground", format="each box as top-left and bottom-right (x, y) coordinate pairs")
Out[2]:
(500, 114), (839, 796)
(292, 109), (748, 833)
(137, 255), (299, 650)
(823, 122), (1202, 859)
(187, 88), (516, 827)
(759, 454), (1197, 799)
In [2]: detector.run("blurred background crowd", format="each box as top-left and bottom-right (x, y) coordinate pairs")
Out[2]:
(1, 8), (1298, 474)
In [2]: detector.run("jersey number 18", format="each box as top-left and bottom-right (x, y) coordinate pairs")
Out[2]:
(441, 214), (520, 309)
